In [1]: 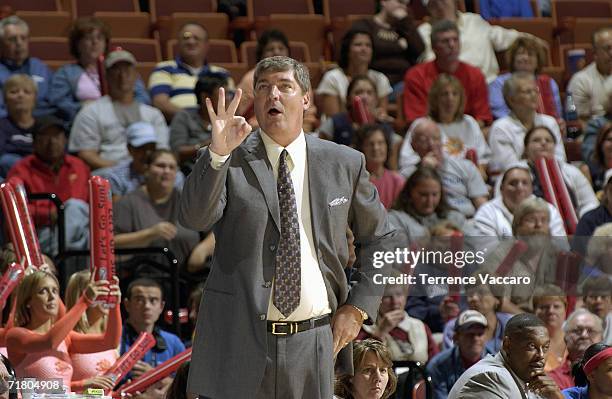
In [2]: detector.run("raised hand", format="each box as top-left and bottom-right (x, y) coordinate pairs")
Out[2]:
(207, 88), (252, 156)
(84, 279), (111, 303)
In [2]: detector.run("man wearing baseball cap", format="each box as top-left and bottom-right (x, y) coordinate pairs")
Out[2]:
(573, 168), (612, 255)
(427, 310), (488, 399)
(69, 48), (169, 171)
(95, 121), (184, 200)
(449, 313), (564, 399)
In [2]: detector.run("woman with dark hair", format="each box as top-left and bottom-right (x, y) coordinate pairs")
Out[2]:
(334, 339), (398, 399)
(114, 149), (214, 272)
(489, 37), (562, 119)
(587, 123), (612, 192)
(48, 17), (150, 123)
(388, 165), (465, 241)
(354, 124), (404, 209)
(319, 76), (401, 168)
(350, 0), (424, 88)
(316, 29), (392, 118)
(522, 125), (598, 217)
(562, 343), (612, 398)
(236, 29), (290, 121)
(582, 81), (612, 171)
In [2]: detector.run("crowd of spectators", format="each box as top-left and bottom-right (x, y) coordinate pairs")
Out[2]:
(0, 1), (610, 398)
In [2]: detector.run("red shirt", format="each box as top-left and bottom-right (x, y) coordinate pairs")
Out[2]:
(7, 155), (90, 226)
(403, 60), (492, 125)
(548, 360), (574, 390)
(370, 169), (405, 209)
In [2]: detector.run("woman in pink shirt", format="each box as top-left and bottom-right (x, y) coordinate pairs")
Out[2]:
(355, 124), (405, 209)
(65, 270), (118, 392)
(6, 271), (121, 392)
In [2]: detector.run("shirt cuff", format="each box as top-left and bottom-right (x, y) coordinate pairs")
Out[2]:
(209, 148), (230, 170)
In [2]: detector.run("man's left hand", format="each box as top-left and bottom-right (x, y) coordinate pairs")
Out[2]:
(331, 305), (364, 357)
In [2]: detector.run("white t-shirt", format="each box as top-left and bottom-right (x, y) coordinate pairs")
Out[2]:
(567, 62), (612, 119)
(69, 96), (169, 164)
(488, 113), (566, 172)
(398, 116), (491, 178)
(315, 67), (393, 112)
(418, 12), (520, 83)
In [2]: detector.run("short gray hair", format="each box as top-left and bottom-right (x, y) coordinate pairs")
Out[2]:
(430, 19), (459, 46)
(253, 56), (311, 94)
(562, 308), (603, 334)
(0, 16), (29, 40)
(502, 71), (535, 106)
(511, 196), (549, 233)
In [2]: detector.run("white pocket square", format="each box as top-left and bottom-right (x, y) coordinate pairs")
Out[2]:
(329, 197), (348, 207)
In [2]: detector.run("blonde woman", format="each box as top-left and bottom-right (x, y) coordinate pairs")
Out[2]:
(6, 271), (120, 391)
(428, 74), (491, 171)
(65, 270), (119, 392)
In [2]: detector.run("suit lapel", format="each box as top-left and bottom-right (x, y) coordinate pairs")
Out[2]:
(244, 131), (280, 232)
(305, 135), (326, 254)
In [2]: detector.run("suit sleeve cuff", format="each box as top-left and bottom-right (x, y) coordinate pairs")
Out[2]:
(209, 148), (231, 170)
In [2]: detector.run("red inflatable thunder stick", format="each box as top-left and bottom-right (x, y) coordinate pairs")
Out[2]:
(13, 180), (45, 267)
(534, 158), (561, 212)
(0, 262), (25, 310)
(113, 348), (193, 397)
(89, 176), (116, 307)
(495, 240), (529, 277)
(0, 179), (44, 269)
(545, 158), (578, 234)
(352, 95), (374, 124)
(97, 55), (107, 96)
(105, 332), (156, 385)
(465, 148), (478, 166)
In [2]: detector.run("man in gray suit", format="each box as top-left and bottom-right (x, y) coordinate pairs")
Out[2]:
(179, 56), (394, 398)
(448, 313), (565, 399)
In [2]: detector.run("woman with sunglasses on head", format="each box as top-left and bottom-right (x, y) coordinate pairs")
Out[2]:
(6, 270), (121, 392)
(316, 29), (392, 119)
(334, 339), (398, 399)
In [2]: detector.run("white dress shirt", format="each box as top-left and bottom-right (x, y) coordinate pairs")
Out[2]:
(210, 131), (330, 321)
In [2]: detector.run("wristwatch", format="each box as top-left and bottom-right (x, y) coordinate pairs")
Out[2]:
(350, 305), (368, 321)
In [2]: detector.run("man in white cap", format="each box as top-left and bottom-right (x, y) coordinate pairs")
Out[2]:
(69, 49), (169, 171)
(95, 121), (184, 200)
(427, 310), (488, 399)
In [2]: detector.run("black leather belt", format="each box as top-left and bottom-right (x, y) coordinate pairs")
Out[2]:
(267, 315), (331, 335)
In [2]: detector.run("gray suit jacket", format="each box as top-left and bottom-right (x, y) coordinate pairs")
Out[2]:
(447, 352), (528, 399)
(179, 131), (395, 398)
